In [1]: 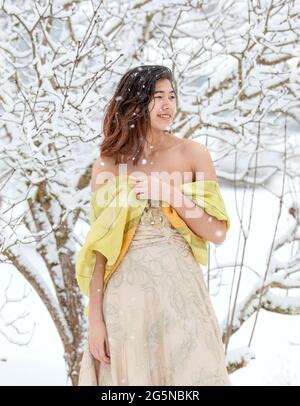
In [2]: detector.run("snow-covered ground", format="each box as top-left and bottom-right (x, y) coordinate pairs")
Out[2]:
(0, 267), (68, 386)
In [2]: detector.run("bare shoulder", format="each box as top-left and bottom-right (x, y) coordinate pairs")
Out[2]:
(168, 134), (186, 150)
(91, 156), (116, 192)
(183, 140), (217, 181)
(182, 139), (209, 155)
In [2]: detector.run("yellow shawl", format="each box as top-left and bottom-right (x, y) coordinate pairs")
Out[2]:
(75, 174), (230, 316)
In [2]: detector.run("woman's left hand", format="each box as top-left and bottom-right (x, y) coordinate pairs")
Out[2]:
(133, 174), (173, 204)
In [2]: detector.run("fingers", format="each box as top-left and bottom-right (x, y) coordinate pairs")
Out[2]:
(100, 331), (111, 364)
(133, 184), (145, 199)
(89, 340), (111, 364)
(134, 177), (147, 199)
(104, 331), (110, 358)
(135, 191), (144, 199)
(99, 338), (111, 364)
(90, 345), (101, 362)
(104, 336), (111, 361)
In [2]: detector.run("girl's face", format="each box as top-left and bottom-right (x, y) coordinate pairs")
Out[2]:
(147, 79), (177, 131)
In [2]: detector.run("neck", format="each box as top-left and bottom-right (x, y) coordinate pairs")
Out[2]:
(144, 129), (168, 152)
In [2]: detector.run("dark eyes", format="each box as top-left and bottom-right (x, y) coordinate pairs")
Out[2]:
(155, 95), (176, 99)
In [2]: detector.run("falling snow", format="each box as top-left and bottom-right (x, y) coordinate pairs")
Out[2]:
(0, 0), (299, 387)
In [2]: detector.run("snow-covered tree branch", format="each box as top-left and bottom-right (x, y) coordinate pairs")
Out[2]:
(0, 0), (299, 384)
(0, 274), (35, 347)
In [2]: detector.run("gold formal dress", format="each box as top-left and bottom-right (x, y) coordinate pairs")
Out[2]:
(78, 198), (231, 386)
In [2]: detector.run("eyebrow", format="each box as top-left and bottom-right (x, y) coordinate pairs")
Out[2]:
(154, 90), (176, 94)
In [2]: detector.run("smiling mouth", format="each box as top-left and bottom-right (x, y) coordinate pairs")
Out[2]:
(158, 114), (171, 119)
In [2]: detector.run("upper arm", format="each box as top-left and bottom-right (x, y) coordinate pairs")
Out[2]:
(90, 159), (110, 264)
(186, 141), (217, 182)
(186, 141), (228, 239)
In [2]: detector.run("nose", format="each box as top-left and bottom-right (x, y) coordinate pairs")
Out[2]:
(160, 101), (171, 112)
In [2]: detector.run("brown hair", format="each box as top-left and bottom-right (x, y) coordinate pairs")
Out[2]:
(100, 65), (176, 166)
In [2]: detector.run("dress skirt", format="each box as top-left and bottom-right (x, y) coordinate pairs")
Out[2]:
(78, 202), (231, 386)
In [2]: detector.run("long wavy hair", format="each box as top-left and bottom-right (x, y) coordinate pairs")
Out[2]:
(100, 65), (177, 166)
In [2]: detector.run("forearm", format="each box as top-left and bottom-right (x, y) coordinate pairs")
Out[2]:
(167, 186), (226, 244)
(88, 251), (107, 325)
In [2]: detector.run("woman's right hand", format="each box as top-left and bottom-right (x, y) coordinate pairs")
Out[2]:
(88, 319), (111, 364)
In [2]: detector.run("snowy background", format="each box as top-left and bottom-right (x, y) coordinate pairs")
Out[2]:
(1, 0), (300, 386)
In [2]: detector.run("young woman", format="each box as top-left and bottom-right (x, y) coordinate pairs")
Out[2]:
(76, 65), (231, 386)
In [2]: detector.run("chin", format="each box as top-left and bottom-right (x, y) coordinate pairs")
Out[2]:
(153, 124), (172, 132)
